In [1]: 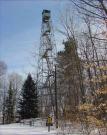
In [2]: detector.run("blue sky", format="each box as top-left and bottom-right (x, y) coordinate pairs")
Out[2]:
(0, 0), (69, 76)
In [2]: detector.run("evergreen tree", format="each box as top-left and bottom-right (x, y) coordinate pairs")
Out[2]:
(5, 82), (14, 124)
(19, 74), (38, 119)
(56, 38), (85, 120)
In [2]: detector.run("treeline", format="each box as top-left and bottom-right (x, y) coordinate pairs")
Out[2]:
(0, 66), (38, 124)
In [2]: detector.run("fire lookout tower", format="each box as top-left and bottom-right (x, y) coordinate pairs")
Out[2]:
(37, 10), (57, 117)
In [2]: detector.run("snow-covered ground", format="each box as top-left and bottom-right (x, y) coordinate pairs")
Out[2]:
(0, 122), (106, 135)
(0, 123), (56, 135)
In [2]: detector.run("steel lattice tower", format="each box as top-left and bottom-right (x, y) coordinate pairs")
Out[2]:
(37, 10), (56, 117)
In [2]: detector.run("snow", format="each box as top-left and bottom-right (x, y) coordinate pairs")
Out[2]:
(0, 122), (106, 135)
(0, 123), (56, 135)
(90, 128), (107, 135)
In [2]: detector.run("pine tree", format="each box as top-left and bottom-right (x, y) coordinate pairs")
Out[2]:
(57, 39), (84, 105)
(19, 74), (38, 119)
(5, 82), (14, 124)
